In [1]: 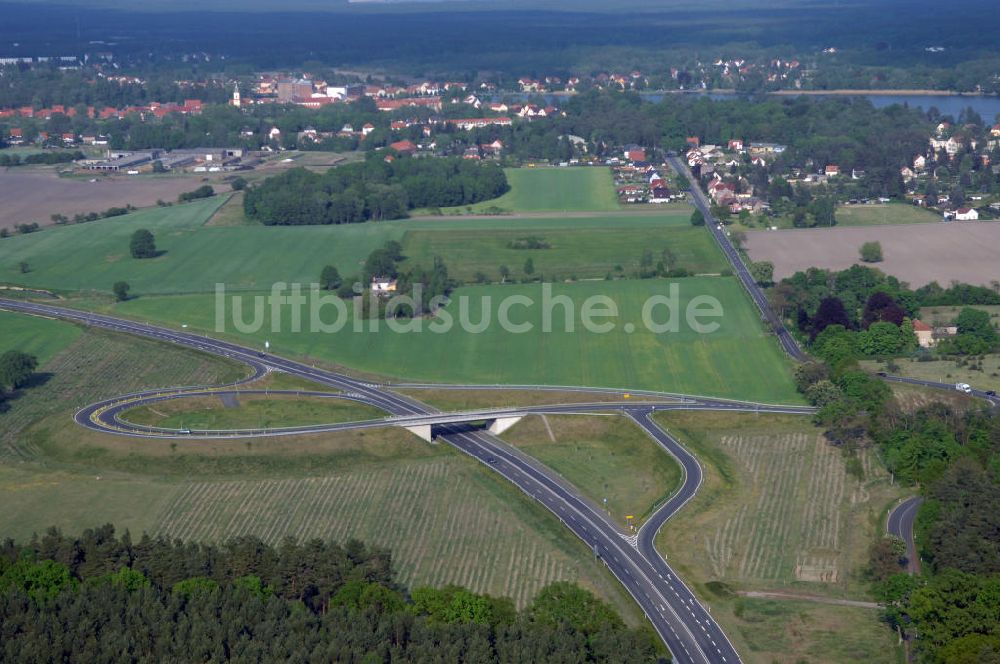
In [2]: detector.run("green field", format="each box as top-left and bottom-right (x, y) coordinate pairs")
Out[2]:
(0, 310), (81, 364)
(2, 196), (708, 293)
(651, 411), (904, 664)
(401, 220), (725, 281)
(109, 278), (801, 402)
(122, 393), (385, 430)
(443, 167), (621, 213)
(502, 414), (682, 527)
(743, 203), (943, 232)
(835, 203), (940, 226)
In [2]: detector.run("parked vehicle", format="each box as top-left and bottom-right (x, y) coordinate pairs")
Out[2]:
(955, 383), (973, 394)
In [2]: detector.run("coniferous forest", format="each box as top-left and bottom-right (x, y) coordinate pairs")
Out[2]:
(0, 526), (663, 663)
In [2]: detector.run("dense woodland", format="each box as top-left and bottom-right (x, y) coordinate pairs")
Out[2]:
(243, 157), (508, 225)
(0, 527), (662, 663)
(3, 1), (1000, 91)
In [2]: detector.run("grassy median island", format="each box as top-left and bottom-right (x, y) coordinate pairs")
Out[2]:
(111, 277), (802, 403)
(650, 410), (904, 664)
(120, 393), (386, 431)
(502, 414), (682, 528)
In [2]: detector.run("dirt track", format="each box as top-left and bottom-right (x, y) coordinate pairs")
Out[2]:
(0, 170), (226, 229)
(745, 222), (1000, 287)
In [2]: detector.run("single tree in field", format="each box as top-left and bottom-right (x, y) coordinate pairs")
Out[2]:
(690, 209), (705, 226)
(499, 265), (510, 283)
(320, 265), (342, 291)
(18, 261), (29, 274)
(523, 257), (535, 276)
(0, 350), (38, 392)
(113, 281), (131, 302)
(130, 229), (157, 259)
(860, 241), (883, 263)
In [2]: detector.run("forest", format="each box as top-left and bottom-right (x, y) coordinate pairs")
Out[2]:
(243, 157), (509, 225)
(0, 526), (662, 663)
(3, 1), (1000, 93)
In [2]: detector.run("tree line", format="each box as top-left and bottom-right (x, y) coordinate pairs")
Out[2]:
(0, 526), (663, 663)
(243, 156), (509, 225)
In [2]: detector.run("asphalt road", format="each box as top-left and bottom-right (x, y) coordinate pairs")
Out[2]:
(666, 156), (808, 362)
(0, 297), (754, 664)
(887, 496), (925, 575)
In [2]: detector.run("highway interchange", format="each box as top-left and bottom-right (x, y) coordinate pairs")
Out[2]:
(2, 163), (994, 663)
(1, 296), (812, 664)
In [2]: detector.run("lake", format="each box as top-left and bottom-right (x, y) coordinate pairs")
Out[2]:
(506, 91), (1000, 121)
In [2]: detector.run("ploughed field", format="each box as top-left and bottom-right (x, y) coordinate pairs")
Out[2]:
(0, 169), (232, 230)
(745, 221), (1000, 287)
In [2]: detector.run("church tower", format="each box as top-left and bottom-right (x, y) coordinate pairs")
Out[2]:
(232, 82), (241, 108)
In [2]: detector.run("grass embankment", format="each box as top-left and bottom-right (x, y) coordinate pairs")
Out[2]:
(394, 389), (678, 411)
(502, 414), (682, 528)
(650, 411), (904, 664)
(0, 310), (82, 364)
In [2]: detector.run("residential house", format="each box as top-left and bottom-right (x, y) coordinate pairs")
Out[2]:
(825, 165), (840, 177)
(371, 277), (397, 295)
(955, 207), (979, 221)
(389, 140), (418, 155)
(913, 320), (935, 348)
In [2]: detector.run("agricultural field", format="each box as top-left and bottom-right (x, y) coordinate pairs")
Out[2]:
(0, 309), (81, 364)
(110, 278), (802, 403)
(834, 203), (940, 227)
(121, 393), (386, 430)
(1, 197), (705, 294)
(146, 457), (632, 610)
(501, 414), (682, 527)
(439, 167), (621, 214)
(401, 219), (725, 281)
(919, 304), (1000, 324)
(745, 221), (1000, 287)
(651, 411), (904, 664)
(0, 169), (234, 230)
(0, 320), (643, 618)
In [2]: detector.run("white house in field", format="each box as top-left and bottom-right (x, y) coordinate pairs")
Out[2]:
(955, 207), (979, 221)
(371, 276), (398, 295)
